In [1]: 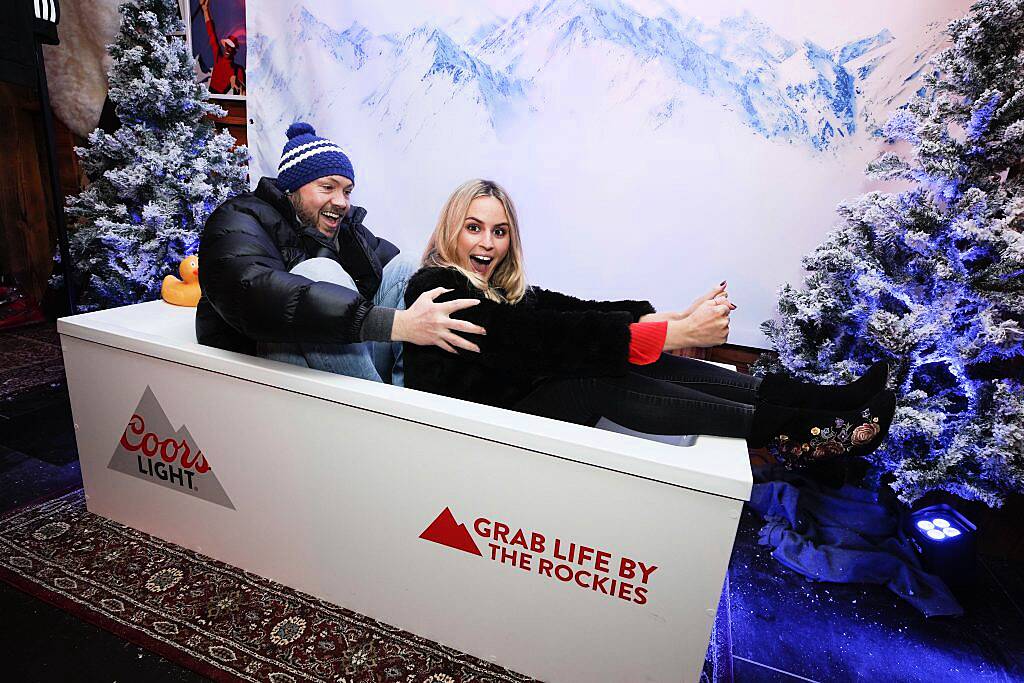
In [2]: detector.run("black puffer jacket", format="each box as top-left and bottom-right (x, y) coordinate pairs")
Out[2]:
(403, 266), (655, 409)
(196, 177), (399, 354)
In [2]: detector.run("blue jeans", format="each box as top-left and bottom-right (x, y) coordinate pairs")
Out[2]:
(257, 257), (416, 386)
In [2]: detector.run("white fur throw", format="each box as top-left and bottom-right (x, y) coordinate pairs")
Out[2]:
(42, 0), (122, 137)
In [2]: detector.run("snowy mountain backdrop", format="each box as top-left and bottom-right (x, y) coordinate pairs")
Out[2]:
(246, 0), (972, 347)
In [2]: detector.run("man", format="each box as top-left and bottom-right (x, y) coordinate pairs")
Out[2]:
(198, 0), (245, 95)
(196, 122), (484, 385)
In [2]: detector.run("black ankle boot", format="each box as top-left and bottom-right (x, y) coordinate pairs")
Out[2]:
(748, 390), (897, 470)
(758, 362), (889, 411)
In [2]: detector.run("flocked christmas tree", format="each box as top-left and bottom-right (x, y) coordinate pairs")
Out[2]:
(757, 0), (1024, 507)
(63, 0), (248, 310)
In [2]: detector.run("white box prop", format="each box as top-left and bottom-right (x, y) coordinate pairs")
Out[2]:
(59, 300), (751, 683)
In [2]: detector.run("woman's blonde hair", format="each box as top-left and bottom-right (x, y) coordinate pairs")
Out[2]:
(422, 179), (528, 303)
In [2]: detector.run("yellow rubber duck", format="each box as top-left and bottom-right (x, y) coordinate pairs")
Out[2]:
(161, 255), (201, 307)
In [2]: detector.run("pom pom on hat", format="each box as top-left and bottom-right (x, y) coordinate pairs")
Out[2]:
(276, 121), (355, 192)
(286, 122), (316, 139)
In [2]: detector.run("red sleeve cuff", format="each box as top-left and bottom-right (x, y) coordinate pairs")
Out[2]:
(628, 321), (667, 365)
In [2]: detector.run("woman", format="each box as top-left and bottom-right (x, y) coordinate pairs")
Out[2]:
(403, 179), (895, 468)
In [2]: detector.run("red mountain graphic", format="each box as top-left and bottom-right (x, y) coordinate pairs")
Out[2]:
(419, 507), (482, 556)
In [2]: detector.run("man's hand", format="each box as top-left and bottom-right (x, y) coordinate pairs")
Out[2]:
(663, 299), (731, 350)
(392, 287), (486, 353)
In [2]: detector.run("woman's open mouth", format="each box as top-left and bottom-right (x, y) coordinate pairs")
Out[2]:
(469, 254), (493, 275)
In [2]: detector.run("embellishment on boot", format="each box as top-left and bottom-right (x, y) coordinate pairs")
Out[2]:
(851, 422), (881, 445)
(771, 408), (881, 468)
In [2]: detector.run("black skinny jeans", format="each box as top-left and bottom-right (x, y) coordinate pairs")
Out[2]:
(512, 354), (762, 438)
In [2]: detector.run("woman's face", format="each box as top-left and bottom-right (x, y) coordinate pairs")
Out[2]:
(456, 196), (511, 283)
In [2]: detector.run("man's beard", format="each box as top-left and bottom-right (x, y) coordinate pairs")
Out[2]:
(289, 194), (319, 228)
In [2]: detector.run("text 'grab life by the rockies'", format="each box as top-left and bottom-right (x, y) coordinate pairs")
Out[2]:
(476, 517), (657, 606)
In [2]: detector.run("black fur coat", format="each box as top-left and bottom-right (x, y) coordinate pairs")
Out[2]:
(403, 267), (655, 409)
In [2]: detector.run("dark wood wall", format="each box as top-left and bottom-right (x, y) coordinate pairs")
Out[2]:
(0, 85), (247, 315)
(212, 99), (248, 147)
(0, 82), (50, 305)
(0, 81), (81, 306)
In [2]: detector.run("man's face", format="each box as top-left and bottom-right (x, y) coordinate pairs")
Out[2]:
(291, 175), (353, 239)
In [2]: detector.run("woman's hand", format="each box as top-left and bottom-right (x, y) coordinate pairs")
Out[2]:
(638, 311), (680, 323)
(392, 287), (487, 353)
(639, 281), (735, 323)
(663, 299), (731, 350)
(682, 281), (733, 318)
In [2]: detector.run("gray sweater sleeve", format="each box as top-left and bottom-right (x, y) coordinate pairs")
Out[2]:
(358, 306), (397, 342)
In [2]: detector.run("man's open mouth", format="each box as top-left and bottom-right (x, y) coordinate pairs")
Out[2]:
(469, 254), (492, 275)
(319, 210), (342, 231)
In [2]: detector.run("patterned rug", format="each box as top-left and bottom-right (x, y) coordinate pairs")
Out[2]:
(0, 489), (538, 682)
(0, 322), (66, 401)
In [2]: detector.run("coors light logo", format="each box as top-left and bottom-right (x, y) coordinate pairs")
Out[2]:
(107, 386), (235, 509)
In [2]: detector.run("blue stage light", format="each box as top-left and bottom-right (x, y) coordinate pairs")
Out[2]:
(907, 504), (976, 590)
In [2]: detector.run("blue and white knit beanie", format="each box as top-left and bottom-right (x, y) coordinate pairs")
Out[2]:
(276, 122), (355, 193)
